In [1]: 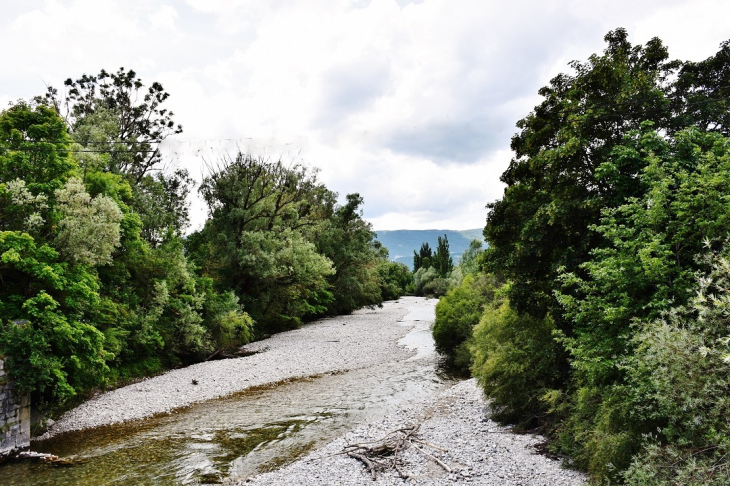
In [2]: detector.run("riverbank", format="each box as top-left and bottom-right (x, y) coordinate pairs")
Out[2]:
(39, 298), (433, 439)
(240, 379), (587, 485)
(34, 296), (587, 485)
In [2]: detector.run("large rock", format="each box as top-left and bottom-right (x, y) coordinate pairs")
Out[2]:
(0, 358), (30, 457)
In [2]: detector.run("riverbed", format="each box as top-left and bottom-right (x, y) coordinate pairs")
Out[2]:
(1, 297), (587, 485)
(0, 297), (454, 484)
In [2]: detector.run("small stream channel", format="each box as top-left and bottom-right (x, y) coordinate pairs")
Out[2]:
(0, 307), (453, 485)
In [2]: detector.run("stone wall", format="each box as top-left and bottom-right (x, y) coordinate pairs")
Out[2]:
(0, 359), (30, 456)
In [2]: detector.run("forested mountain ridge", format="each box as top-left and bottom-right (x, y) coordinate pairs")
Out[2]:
(375, 229), (483, 269)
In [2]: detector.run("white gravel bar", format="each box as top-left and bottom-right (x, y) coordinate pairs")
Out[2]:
(39, 297), (430, 439)
(240, 379), (587, 486)
(40, 295), (587, 485)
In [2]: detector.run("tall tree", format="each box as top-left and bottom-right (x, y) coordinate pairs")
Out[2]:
(46, 67), (182, 182)
(483, 29), (678, 323)
(413, 242), (433, 272)
(433, 234), (454, 278)
(43, 68), (190, 246)
(191, 153), (336, 332)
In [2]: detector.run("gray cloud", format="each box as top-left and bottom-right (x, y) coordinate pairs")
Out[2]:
(385, 118), (505, 163)
(4, 0), (726, 232)
(316, 59), (393, 126)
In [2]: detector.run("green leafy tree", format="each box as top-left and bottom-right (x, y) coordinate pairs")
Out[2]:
(433, 234), (454, 278)
(43, 68), (190, 246)
(670, 39), (730, 136)
(413, 242), (432, 272)
(0, 101), (75, 199)
(457, 239), (484, 276)
(412, 266), (438, 296)
(316, 193), (386, 314)
(553, 127), (730, 479)
(0, 103), (111, 403)
(484, 29), (678, 323)
(192, 153), (337, 333)
(0, 233), (110, 403)
(377, 260), (412, 301)
(471, 31), (730, 482)
(46, 67), (182, 182)
(54, 177), (123, 266)
(622, 249), (730, 485)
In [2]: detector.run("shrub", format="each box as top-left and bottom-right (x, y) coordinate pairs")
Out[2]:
(433, 273), (500, 374)
(378, 261), (412, 301)
(621, 250), (730, 485)
(413, 266), (438, 296)
(470, 297), (562, 427)
(422, 277), (449, 297)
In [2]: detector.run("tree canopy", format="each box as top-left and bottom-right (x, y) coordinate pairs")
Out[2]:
(0, 74), (409, 411)
(433, 29), (730, 484)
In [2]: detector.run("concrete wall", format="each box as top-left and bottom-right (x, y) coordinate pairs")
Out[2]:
(0, 359), (30, 456)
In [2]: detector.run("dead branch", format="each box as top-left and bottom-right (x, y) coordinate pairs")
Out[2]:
(341, 422), (452, 480)
(411, 444), (452, 473)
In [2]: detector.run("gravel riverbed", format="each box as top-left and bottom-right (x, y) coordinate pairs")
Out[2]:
(38, 296), (587, 485)
(39, 297), (427, 438)
(238, 379), (586, 486)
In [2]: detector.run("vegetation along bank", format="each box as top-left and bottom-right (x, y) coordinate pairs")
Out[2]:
(3, 25), (730, 486)
(0, 68), (410, 423)
(431, 28), (730, 485)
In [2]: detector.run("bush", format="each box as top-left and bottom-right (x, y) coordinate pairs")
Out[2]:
(422, 277), (449, 297)
(620, 250), (730, 485)
(413, 266), (438, 296)
(433, 273), (500, 374)
(470, 297), (562, 428)
(378, 261), (412, 301)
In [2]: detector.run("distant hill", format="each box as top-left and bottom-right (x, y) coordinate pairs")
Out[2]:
(375, 229), (484, 270)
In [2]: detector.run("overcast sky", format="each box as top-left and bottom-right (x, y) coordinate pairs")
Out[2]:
(2, 0), (728, 231)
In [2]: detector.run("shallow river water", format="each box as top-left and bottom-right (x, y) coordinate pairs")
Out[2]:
(0, 309), (452, 485)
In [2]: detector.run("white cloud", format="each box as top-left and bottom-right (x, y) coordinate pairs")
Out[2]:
(148, 4), (179, 32)
(3, 0), (728, 231)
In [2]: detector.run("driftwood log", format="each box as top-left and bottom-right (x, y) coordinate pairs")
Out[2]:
(341, 423), (452, 480)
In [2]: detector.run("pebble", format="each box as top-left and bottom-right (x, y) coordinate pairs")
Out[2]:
(239, 379), (586, 485)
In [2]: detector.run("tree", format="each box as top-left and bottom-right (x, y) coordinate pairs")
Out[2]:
(472, 31), (730, 481)
(54, 177), (123, 266)
(670, 40), (730, 136)
(623, 248), (730, 485)
(315, 193), (386, 314)
(43, 68), (190, 246)
(191, 153), (337, 332)
(377, 260), (411, 300)
(552, 127), (730, 479)
(433, 234), (454, 278)
(484, 29), (678, 323)
(45, 67), (182, 182)
(0, 101), (75, 200)
(413, 242), (433, 272)
(0, 103), (111, 403)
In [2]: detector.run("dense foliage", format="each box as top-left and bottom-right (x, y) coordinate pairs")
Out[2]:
(411, 234), (455, 296)
(432, 239), (489, 373)
(0, 70), (408, 412)
(432, 29), (730, 484)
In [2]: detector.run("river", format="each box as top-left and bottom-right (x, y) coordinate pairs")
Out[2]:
(0, 300), (453, 485)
